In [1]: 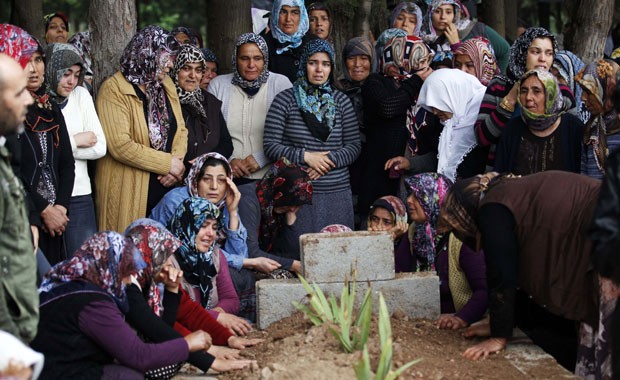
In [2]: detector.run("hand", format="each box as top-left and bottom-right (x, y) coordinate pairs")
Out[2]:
(210, 358), (256, 373)
(30, 225), (39, 255)
(154, 264), (183, 293)
(506, 82), (519, 105)
(41, 204), (69, 237)
(246, 257), (281, 273)
(207, 345), (240, 359)
(384, 156), (411, 172)
(244, 155), (260, 173)
(217, 312), (253, 336)
(224, 178), (241, 215)
(184, 330), (212, 352)
(462, 338), (507, 361)
(307, 168), (323, 181)
(169, 155), (185, 179)
(73, 131), (97, 148)
(389, 220), (408, 240)
(414, 65), (433, 81)
(303, 151), (335, 176)
(444, 23), (460, 45)
(227, 336), (264, 350)
(290, 260), (302, 274)
(157, 173), (180, 188)
(436, 314), (468, 330)
(230, 158), (251, 178)
(463, 318), (490, 338)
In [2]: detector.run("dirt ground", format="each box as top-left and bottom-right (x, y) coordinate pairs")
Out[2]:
(211, 311), (576, 380)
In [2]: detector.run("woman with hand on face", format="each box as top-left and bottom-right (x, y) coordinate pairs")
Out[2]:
(43, 12), (69, 44)
(264, 39), (361, 235)
(367, 195), (408, 244)
(95, 26), (188, 232)
(389, 2), (423, 37)
(172, 44), (232, 167)
(199, 48), (219, 91)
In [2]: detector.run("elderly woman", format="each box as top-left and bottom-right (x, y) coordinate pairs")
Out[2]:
(43, 12), (69, 44)
(172, 44), (232, 166)
(263, 0), (316, 83)
(95, 26), (187, 232)
(576, 59), (620, 179)
(389, 1), (424, 37)
(494, 69), (583, 175)
(264, 39), (361, 235)
(199, 47), (218, 90)
(307, 2), (332, 42)
(453, 36), (499, 87)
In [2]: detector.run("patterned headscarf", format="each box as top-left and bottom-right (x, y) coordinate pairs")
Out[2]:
(44, 43), (84, 104)
(404, 173), (453, 271)
(518, 69), (564, 131)
(39, 232), (145, 312)
(120, 26), (179, 151)
(68, 32), (92, 76)
(125, 218), (181, 316)
(507, 27), (557, 82)
(184, 152), (232, 201)
(256, 158), (313, 252)
(381, 35), (432, 78)
(231, 33), (270, 90)
(575, 59), (620, 172)
(167, 197), (221, 308)
(373, 28), (407, 73)
(201, 47), (217, 64)
(341, 37), (374, 83)
(0, 24), (40, 69)
(453, 36), (499, 87)
(171, 26), (200, 47)
(270, 0), (310, 54)
(422, 0), (462, 44)
(553, 51), (589, 124)
(390, 2), (424, 37)
(172, 44), (206, 118)
(368, 195), (408, 226)
(293, 39), (336, 142)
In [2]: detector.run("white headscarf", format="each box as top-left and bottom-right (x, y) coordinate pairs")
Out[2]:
(417, 69), (486, 181)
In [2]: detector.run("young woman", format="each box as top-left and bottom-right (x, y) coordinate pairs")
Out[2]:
(453, 36), (499, 87)
(389, 2), (423, 37)
(367, 195), (408, 241)
(307, 2), (332, 42)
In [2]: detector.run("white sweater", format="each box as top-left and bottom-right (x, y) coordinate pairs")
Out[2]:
(61, 86), (107, 196)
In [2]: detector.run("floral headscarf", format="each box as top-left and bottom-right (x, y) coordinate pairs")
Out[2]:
(172, 44), (206, 118)
(125, 218), (181, 316)
(575, 59), (620, 172)
(293, 39), (336, 142)
(507, 27), (557, 82)
(168, 197), (221, 308)
(518, 69), (564, 131)
(453, 36), (499, 86)
(120, 26), (179, 151)
(553, 50), (589, 123)
(341, 37), (374, 83)
(270, 0), (310, 54)
(44, 43), (84, 104)
(256, 158), (313, 252)
(184, 152), (232, 201)
(320, 224), (352, 233)
(373, 28), (407, 73)
(68, 32), (92, 76)
(201, 47), (217, 64)
(231, 33), (270, 90)
(390, 2), (424, 36)
(368, 195), (408, 226)
(0, 24), (40, 69)
(381, 35), (432, 79)
(404, 173), (453, 271)
(39, 231), (145, 312)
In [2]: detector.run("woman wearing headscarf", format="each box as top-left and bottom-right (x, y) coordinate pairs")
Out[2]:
(171, 26), (201, 47)
(68, 32), (94, 93)
(453, 36), (499, 87)
(372, 28), (407, 73)
(359, 34), (433, 224)
(389, 2), (424, 37)
(43, 12), (69, 44)
(307, 2), (332, 42)
(421, 0), (509, 72)
(199, 47), (218, 90)
(576, 59), (620, 179)
(494, 69), (583, 175)
(367, 195), (408, 243)
(552, 50), (589, 123)
(95, 26), (188, 232)
(46, 43), (107, 257)
(123, 219), (256, 375)
(439, 171), (601, 370)
(474, 27), (576, 170)
(262, 0), (316, 83)
(264, 39), (361, 236)
(30, 231), (209, 379)
(20, 36), (76, 265)
(172, 44), (232, 167)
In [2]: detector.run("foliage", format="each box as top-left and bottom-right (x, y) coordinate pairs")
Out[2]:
(354, 294), (421, 380)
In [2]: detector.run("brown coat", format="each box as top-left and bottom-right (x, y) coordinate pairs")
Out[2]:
(95, 72), (188, 232)
(481, 171), (601, 325)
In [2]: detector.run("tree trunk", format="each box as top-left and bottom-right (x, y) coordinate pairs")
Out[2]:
(504, 0), (518, 42)
(13, 0), (44, 42)
(568, 0), (614, 63)
(352, 0), (373, 39)
(88, 0), (137, 96)
(479, 0), (505, 38)
(206, 0), (252, 74)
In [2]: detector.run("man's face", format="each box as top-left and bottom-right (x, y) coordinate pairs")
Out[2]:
(0, 57), (33, 135)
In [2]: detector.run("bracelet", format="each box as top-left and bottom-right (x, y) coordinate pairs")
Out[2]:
(499, 97), (515, 113)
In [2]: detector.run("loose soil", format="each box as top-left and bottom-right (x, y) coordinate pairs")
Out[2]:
(213, 311), (576, 380)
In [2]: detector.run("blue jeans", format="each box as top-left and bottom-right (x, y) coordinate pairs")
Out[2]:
(65, 195), (97, 257)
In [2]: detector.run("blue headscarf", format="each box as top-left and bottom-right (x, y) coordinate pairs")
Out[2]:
(553, 50), (590, 123)
(269, 0), (310, 54)
(293, 39), (336, 142)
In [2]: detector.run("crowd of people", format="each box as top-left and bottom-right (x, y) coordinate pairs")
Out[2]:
(1, 0), (620, 378)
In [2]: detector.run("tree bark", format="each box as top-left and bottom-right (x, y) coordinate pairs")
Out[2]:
(88, 0), (137, 96)
(504, 0), (518, 42)
(479, 0), (505, 38)
(13, 0), (44, 42)
(567, 0), (614, 63)
(352, 0), (373, 39)
(206, 0), (252, 74)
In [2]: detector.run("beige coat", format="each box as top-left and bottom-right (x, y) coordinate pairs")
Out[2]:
(95, 72), (187, 232)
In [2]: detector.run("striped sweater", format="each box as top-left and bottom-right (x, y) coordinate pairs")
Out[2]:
(264, 88), (361, 193)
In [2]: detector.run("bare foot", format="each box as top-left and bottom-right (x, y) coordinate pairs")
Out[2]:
(462, 338), (507, 361)
(463, 318), (490, 338)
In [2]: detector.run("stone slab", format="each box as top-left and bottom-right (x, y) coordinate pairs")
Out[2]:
(256, 272), (439, 329)
(300, 231), (395, 283)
